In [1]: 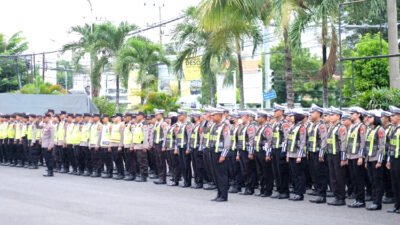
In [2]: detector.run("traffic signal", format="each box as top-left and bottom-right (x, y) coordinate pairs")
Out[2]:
(270, 71), (275, 90)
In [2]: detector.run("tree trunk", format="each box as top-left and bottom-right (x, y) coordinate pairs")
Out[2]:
(322, 15), (328, 107)
(178, 79), (181, 96)
(90, 55), (100, 98)
(115, 74), (120, 113)
(141, 83), (145, 104)
(209, 73), (216, 107)
(236, 38), (245, 109)
(387, 0), (400, 88)
(283, 28), (294, 108)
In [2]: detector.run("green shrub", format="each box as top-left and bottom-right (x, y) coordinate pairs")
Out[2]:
(93, 96), (116, 116)
(350, 87), (400, 110)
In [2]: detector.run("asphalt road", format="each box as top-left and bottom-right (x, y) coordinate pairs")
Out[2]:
(0, 166), (398, 225)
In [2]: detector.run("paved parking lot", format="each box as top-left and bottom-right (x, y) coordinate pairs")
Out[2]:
(0, 166), (397, 225)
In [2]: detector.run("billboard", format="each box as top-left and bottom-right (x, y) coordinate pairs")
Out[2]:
(216, 74), (236, 105)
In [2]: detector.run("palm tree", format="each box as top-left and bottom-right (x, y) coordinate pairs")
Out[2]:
(289, 0), (339, 107)
(115, 36), (170, 104)
(172, 6), (237, 107)
(20, 76), (67, 94)
(62, 24), (104, 97)
(264, 0), (306, 108)
(198, 0), (266, 109)
(0, 31), (28, 55)
(94, 22), (137, 111)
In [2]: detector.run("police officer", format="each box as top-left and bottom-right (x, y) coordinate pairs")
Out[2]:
(386, 106), (400, 213)
(347, 107), (367, 208)
(363, 110), (385, 210)
(164, 112), (180, 186)
(110, 113), (124, 179)
(100, 114), (113, 178)
(269, 103), (291, 199)
(7, 114), (16, 166)
(209, 108), (231, 202)
(56, 111), (67, 173)
(381, 111), (395, 204)
(187, 111), (203, 188)
(14, 113), (23, 167)
(227, 111), (243, 193)
(132, 111), (149, 182)
(253, 110), (273, 197)
(71, 114), (82, 175)
(200, 108), (216, 190)
(89, 113), (102, 177)
(326, 107), (348, 206)
(80, 113), (92, 176)
(285, 109), (307, 201)
(0, 115), (6, 164)
(42, 113), (55, 177)
(307, 104), (328, 203)
(176, 110), (192, 187)
(122, 113), (135, 181)
(64, 113), (76, 173)
(153, 109), (169, 185)
(237, 110), (256, 195)
(147, 114), (158, 179)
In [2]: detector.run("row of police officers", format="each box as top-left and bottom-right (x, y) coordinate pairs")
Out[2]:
(0, 104), (400, 210)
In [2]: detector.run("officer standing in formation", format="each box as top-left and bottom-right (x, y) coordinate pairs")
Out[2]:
(2, 105), (400, 210)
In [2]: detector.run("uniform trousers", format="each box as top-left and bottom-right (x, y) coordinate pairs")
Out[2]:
(289, 157), (306, 196)
(327, 154), (346, 200)
(210, 150), (228, 200)
(255, 150), (274, 195)
(271, 148), (290, 194)
(348, 158), (366, 203)
(367, 161), (383, 205)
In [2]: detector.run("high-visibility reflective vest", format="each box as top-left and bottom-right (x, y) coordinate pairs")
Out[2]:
(36, 124), (42, 140)
(238, 125), (248, 150)
(71, 124), (81, 144)
(347, 123), (362, 154)
(80, 123), (91, 142)
(177, 124), (187, 148)
(205, 124), (215, 148)
(307, 124), (319, 152)
(7, 123), (15, 139)
(66, 123), (75, 144)
(327, 124), (340, 155)
(100, 124), (111, 147)
(53, 123), (58, 142)
(123, 123), (133, 145)
(57, 121), (66, 141)
(89, 123), (100, 145)
(211, 124), (224, 153)
(366, 126), (380, 157)
(0, 122), (7, 139)
(389, 127), (400, 159)
(110, 123), (122, 143)
(255, 126), (267, 152)
(15, 123), (22, 139)
(27, 124), (34, 140)
(287, 125), (301, 152)
(231, 126), (239, 151)
(190, 124), (200, 149)
(133, 123), (144, 144)
(384, 125), (393, 156)
(21, 123), (27, 138)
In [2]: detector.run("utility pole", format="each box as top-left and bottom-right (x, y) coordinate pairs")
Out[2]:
(16, 57), (21, 90)
(387, 0), (400, 88)
(42, 53), (45, 81)
(264, 26), (271, 109)
(159, 5), (162, 45)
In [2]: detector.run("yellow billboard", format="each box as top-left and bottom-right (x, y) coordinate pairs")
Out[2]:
(182, 56), (202, 80)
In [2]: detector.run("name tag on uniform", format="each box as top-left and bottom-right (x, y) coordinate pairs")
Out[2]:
(102, 141), (109, 145)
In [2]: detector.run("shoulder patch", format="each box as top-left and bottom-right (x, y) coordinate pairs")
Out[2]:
(301, 126), (305, 134)
(340, 127), (346, 135)
(360, 126), (365, 135)
(266, 127), (272, 135)
(379, 130), (384, 139)
(283, 123), (289, 129)
(320, 125), (326, 133)
(224, 126), (229, 136)
(187, 126), (191, 131)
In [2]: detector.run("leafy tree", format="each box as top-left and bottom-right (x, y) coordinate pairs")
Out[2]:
(115, 36), (169, 103)
(172, 6), (236, 107)
(0, 31), (29, 92)
(343, 33), (389, 100)
(270, 41), (339, 106)
(198, 0), (265, 109)
(56, 60), (74, 90)
(93, 96), (117, 116)
(134, 90), (180, 114)
(20, 76), (66, 95)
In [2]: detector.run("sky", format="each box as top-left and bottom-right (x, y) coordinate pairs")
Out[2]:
(0, 0), (201, 53)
